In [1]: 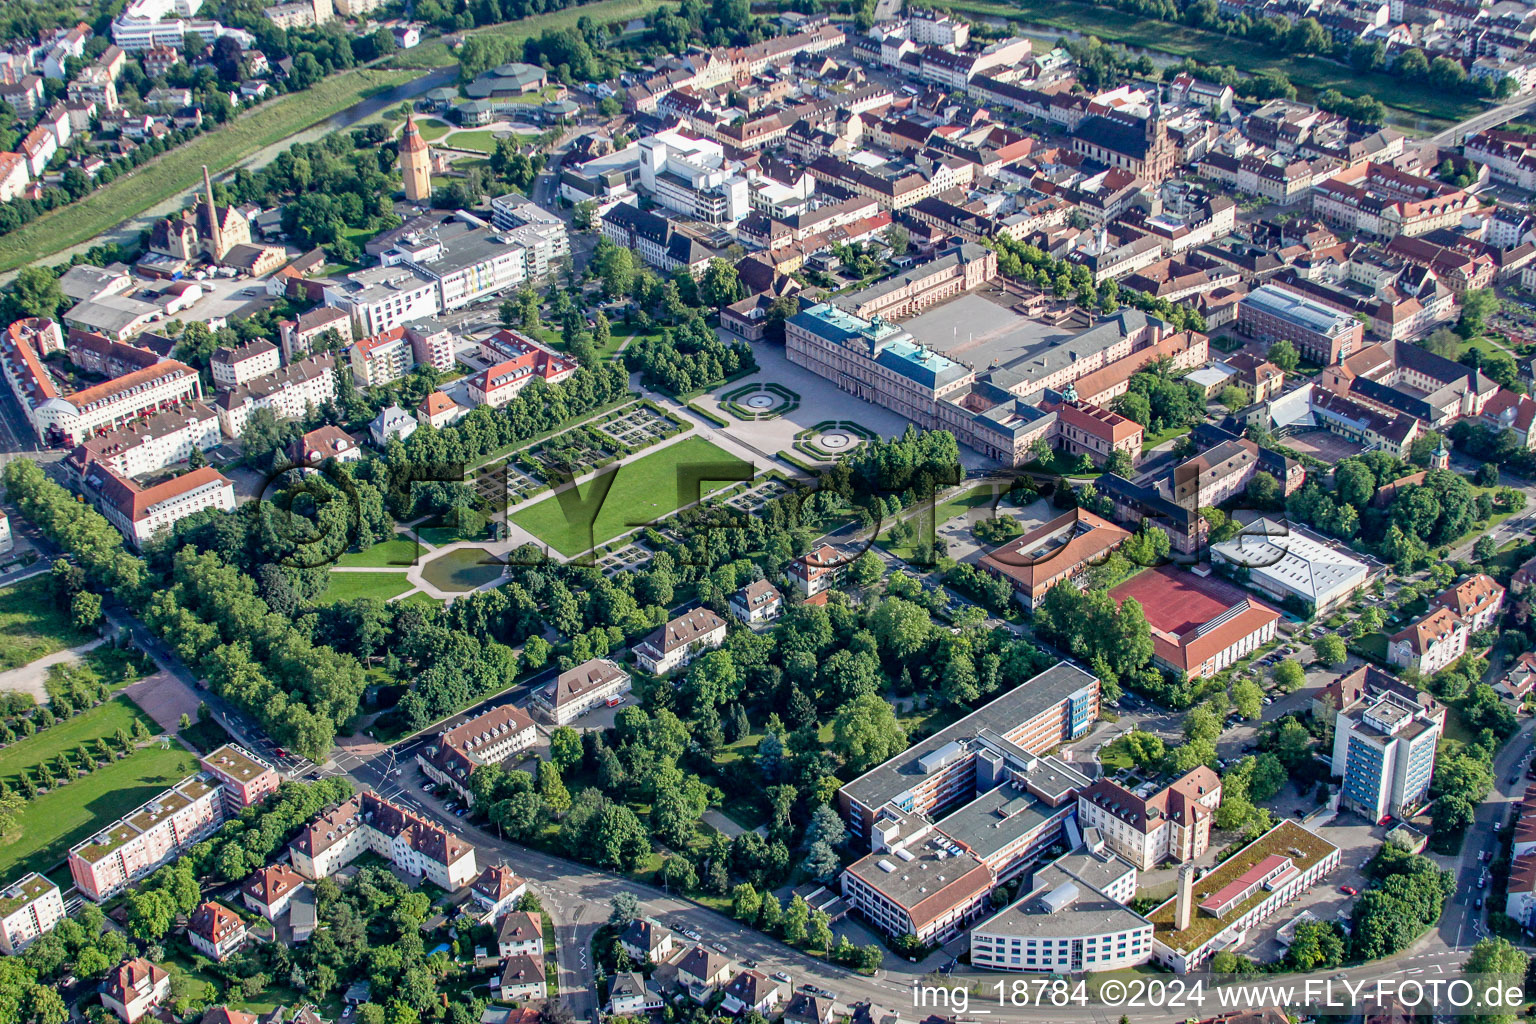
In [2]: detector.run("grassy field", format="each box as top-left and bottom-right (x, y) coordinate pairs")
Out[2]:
(387, 0), (678, 68)
(0, 67), (422, 272)
(317, 571), (417, 604)
(0, 576), (98, 672)
(511, 436), (749, 556)
(336, 535), (430, 568)
(948, 0), (1483, 128)
(0, 696), (158, 785)
(0, 743), (200, 878)
(441, 129), (502, 153)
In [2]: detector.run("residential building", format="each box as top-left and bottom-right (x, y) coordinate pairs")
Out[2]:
(349, 326), (413, 387)
(979, 508), (1131, 611)
(634, 607), (727, 674)
(530, 658), (631, 726)
(1496, 652), (1536, 703)
(1312, 162), (1477, 239)
(406, 321), (458, 374)
(499, 952), (547, 1002)
(469, 864), (527, 924)
(0, 874), (64, 954)
(370, 404), (416, 446)
(608, 972), (665, 1016)
(82, 464), (235, 548)
(211, 339), (281, 391)
(1237, 284), (1364, 365)
(1149, 820), (1341, 972)
(1108, 567), (1280, 679)
(601, 203), (714, 275)
(1209, 517), (1368, 614)
(102, 958), (172, 1023)
(497, 911), (543, 958)
(788, 544), (848, 597)
(188, 901), (247, 961)
(1332, 686), (1443, 822)
(242, 863), (305, 920)
(619, 917), (676, 964)
(1076, 768), (1222, 871)
(198, 743), (279, 812)
(720, 970), (783, 1015)
(969, 845), (1151, 972)
(417, 704), (538, 805)
(289, 791), (478, 890)
(1321, 339), (1499, 428)
(729, 579), (782, 624)
(277, 306), (352, 363)
(290, 425), (362, 466)
(64, 401), (221, 481)
(1387, 607), (1468, 676)
(68, 773), (225, 900)
(419, 390), (465, 429)
(676, 946), (732, 1001)
(468, 331), (578, 408)
(0, 513), (10, 555)
(1429, 573), (1504, 632)
(214, 353), (337, 439)
(783, 990), (836, 1024)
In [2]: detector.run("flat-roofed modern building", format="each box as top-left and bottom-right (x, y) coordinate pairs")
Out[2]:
(1209, 517), (1368, 615)
(198, 743), (279, 812)
(1108, 566), (1281, 679)
(1331, 687), (1442, 822)
(837, 662), (1100, 849)
(1148, 820), (1341, 973)
(970, 843), (1151, 972)
(0, 873), (64, 954)
(1237, 283), (1363, 365)
(69, 774), (226, 901)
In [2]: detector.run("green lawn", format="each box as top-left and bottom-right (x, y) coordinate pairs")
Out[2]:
(0, 575), (98, 671)
(336, 535), (430, 568)
(879, 483), (997, 559)
(441, 129), (502, 153)
(0, 696), (158, 785)
(511, 436), (751, 556)
(948, 0), (1482, 128)
(416, 118), (455, 142)
(316, 571), (417, 604)
(0, 743), (200, 878)
(401, 591), (445, 608)
(388, 0), (677, 68)
(0, 68), (423, 272)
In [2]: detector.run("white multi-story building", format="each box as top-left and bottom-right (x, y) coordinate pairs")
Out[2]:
(634, 608), (727, 674)
(970, 845), (1150, 973)
(67, 401), (221, 479)
(469, 863), (527, 924)
(1387, 606), (1468, 676)
(84, 464), (236, 548)
(1332, 688), (1442, 822)
(69, 774), (225, 901)
(324, 265), (440, 337)
(530, 658), (631, 725)
(729, 579), (782, 624)
(23, 357), (203, 448)
(1429, 573), (1504, 633)
(277, 306), (353, 363)
(211, 340), (280, 392)
(638, 127), (751, 224)
(0, 874), (64, 954)
(468, 330), (577, 409)
(490, 193), (571, 280)
(289, 791), (478, 891)
(349, 326), (413, 387)
(417, 704), (538, 804)
(214, 353), (337, 439)
(111, 0), (241, 49)
(1076, 768), (1222, 871)
(388, 226), (530, 311)
(405, 321), (457, 374)
(497, 910), (543, 957)
(242, 863), (305, 921)
(188, 901), (247, 961)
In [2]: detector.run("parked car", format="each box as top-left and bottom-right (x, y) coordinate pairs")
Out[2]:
(772, 971), (791, 983)
(1339, 885), (1357, 896)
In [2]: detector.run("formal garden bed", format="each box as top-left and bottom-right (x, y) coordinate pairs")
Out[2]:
(719, 382), (801, 421)
(792, 420), (877, 461)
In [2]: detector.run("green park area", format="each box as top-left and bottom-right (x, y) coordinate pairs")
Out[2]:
(512, 436), (750, 556)
(335, 534), (429, 568)
(0, 743), (200, 878)
(0, 695), (158, 786)
(0, 67), (422, 271)
(0, 575), (98, 671)
(948, 0), (1482, 126)
(388, 0), (676, 68)
(316, 571), (417, 604)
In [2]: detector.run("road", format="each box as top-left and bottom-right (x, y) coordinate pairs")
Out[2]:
(1431, 89), (1536, 146)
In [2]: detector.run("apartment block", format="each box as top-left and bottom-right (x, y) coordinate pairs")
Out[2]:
(417, 704), (538, 804)
(289, 791), (478, 890)
(0, 873), (64, 954)
(198, 743), (280, 812)
(69, 774), (225, 901)
(634, 607), (727, 674)
(1332, 687), (1442, 822)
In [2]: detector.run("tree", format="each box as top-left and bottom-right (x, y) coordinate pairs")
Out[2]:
(549, 727), (582, 771)
(71, 590), (102, 630)
(849, 550), (883, 587)
(831, 694), (907, 771)
(1286, 920), (1345, 970)
(1218, 385), (1250, 410)
(781, 894), (809, 944)
(731, 882), (761, 922)
(803, 840), (840, 881)
(178, 712), (191, 730)
(1273, 660), (1305, 692)
(698, 258), (744, 309)
(1460, 288), (1497, 336)
(1268, 340), (1299, 372)
(539, 761), (571, 818)
(1231, 678), (1264, 720)
(1313, 634), (1347, 666)
(1462, 937), (1528, 1024)
(6, 266), (66, 321)
(608, 892), (640, 926)
(1275, 718), (1312, 767)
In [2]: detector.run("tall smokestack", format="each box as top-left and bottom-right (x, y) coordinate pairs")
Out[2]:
(202, 164), (222, 260)
(1175, 863), (1196, 932)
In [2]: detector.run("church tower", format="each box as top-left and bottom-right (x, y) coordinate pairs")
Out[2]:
(399, 111), (432, 204)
